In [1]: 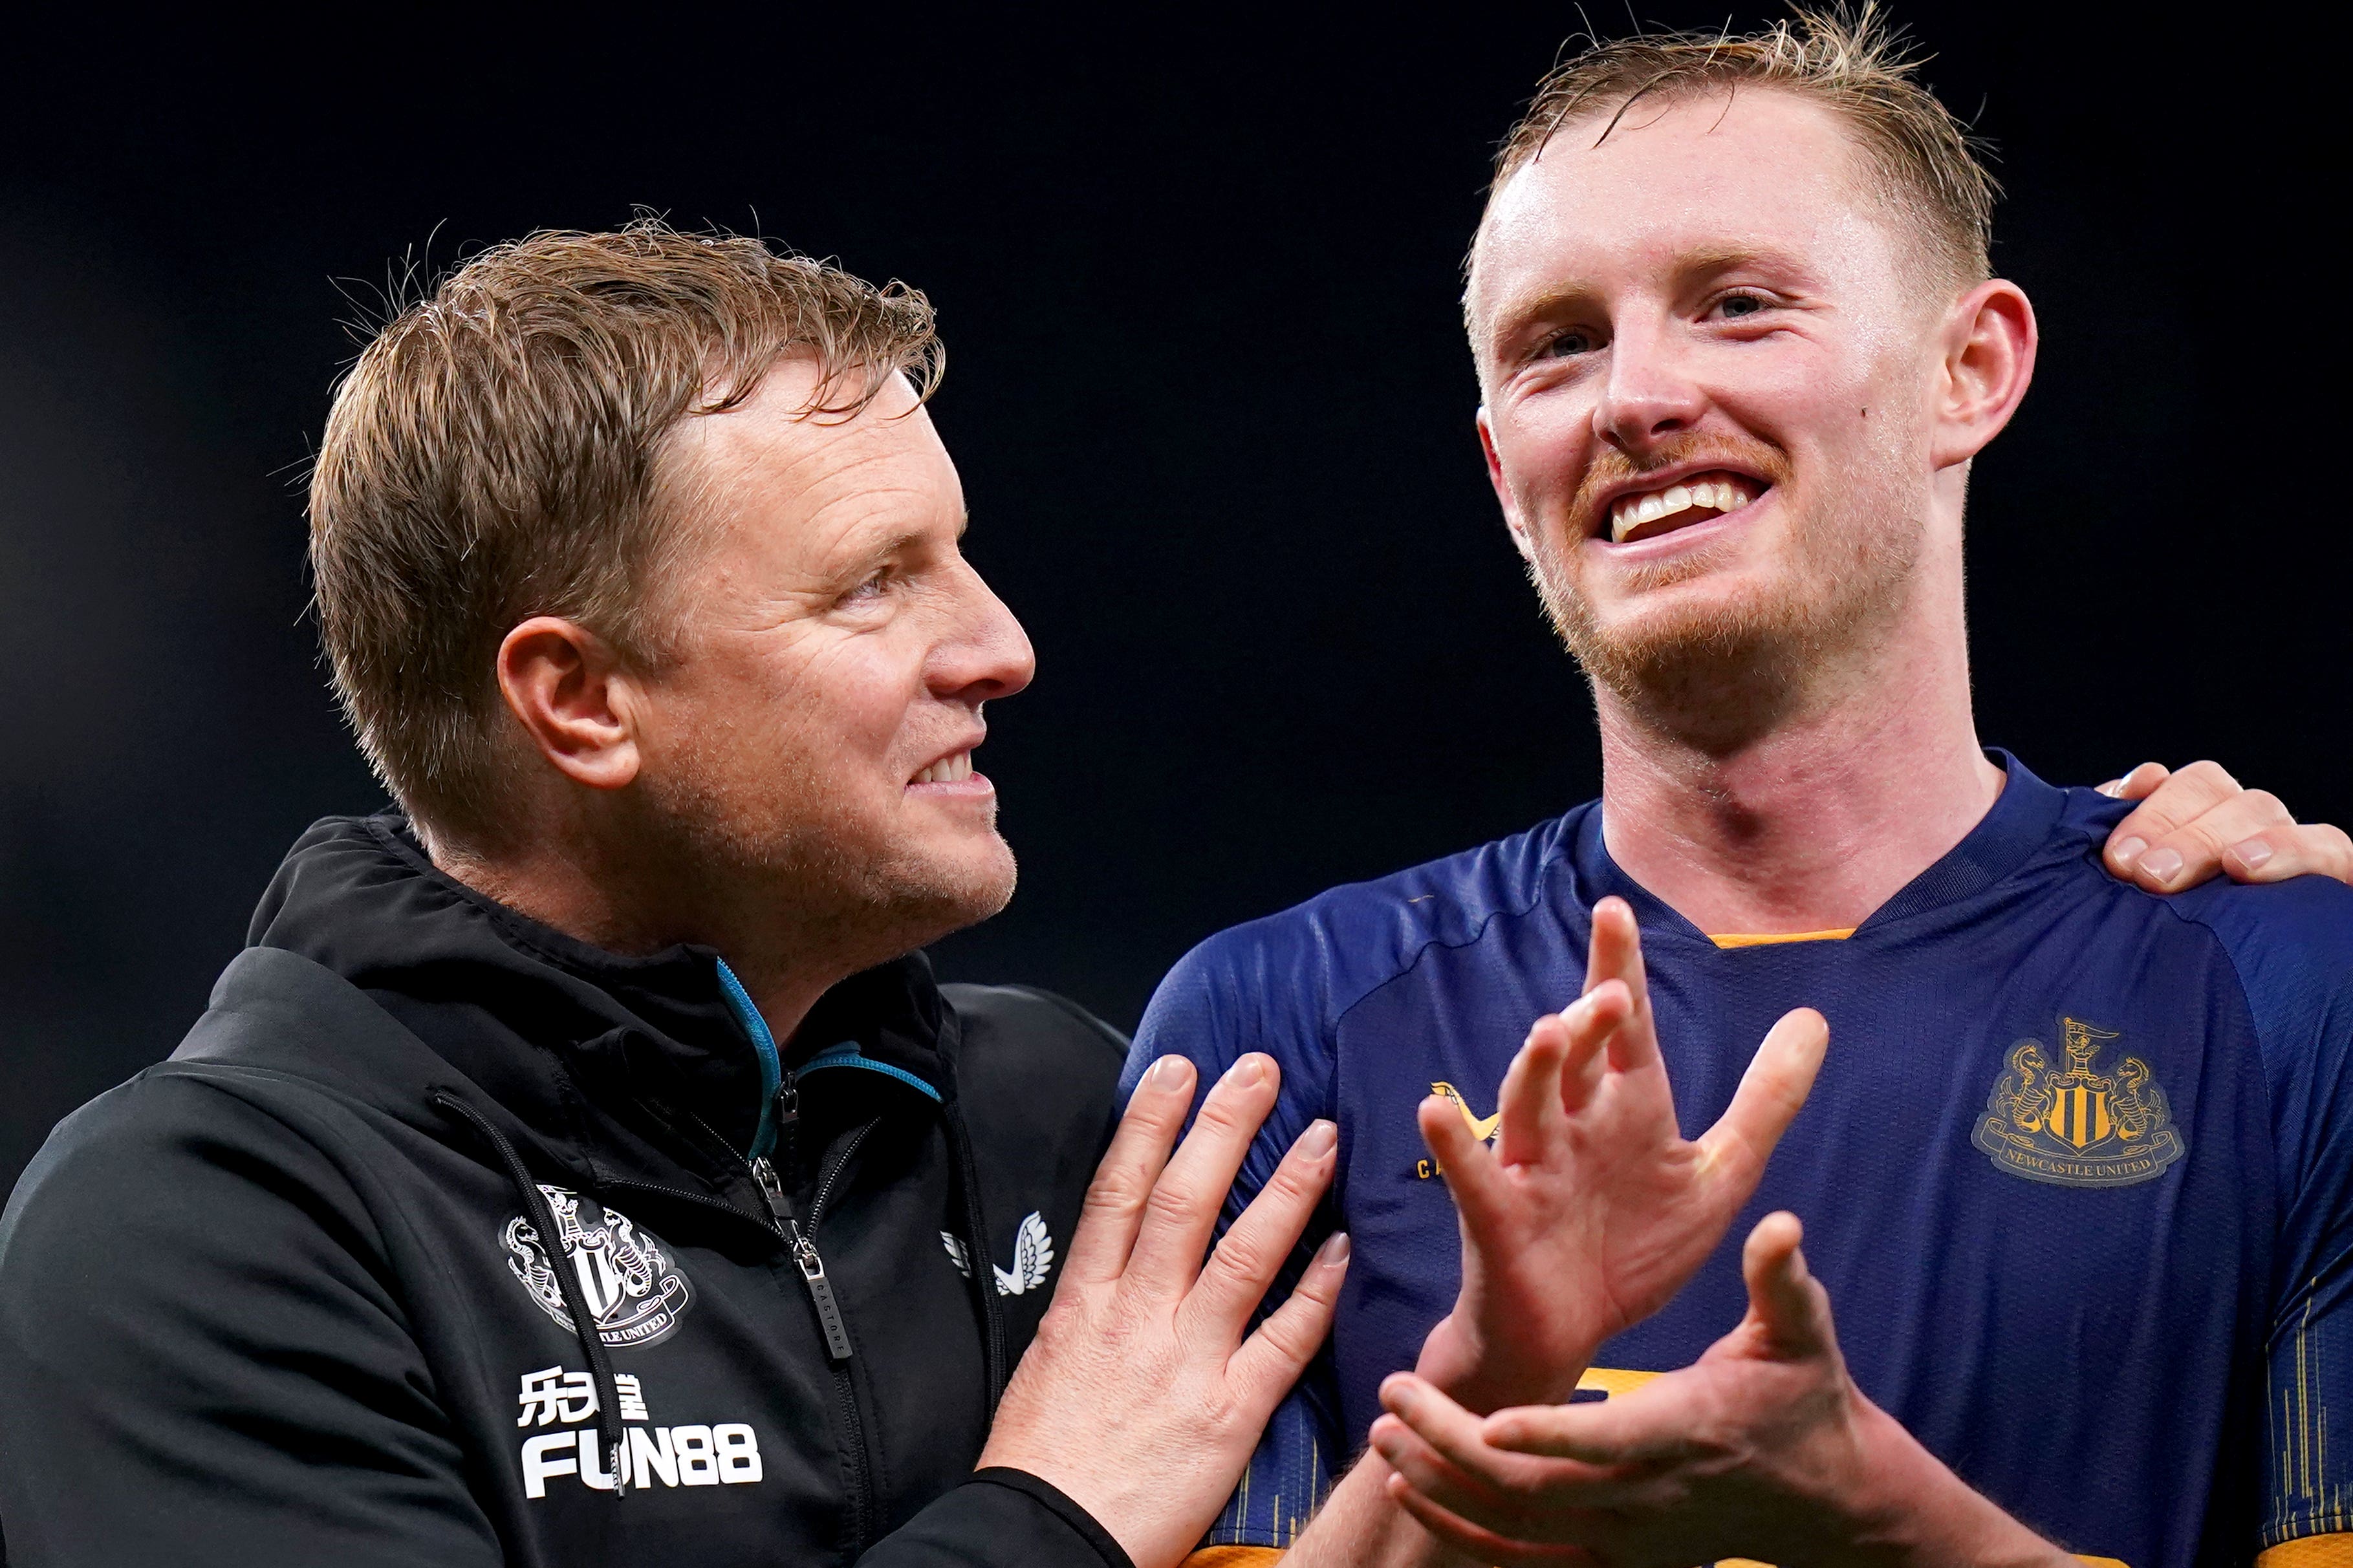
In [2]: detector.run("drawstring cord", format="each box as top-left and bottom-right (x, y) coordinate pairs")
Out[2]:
(433, 1091), (629, 1498)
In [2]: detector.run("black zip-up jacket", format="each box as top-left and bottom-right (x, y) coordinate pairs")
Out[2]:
(0, 816), (1133, 1568)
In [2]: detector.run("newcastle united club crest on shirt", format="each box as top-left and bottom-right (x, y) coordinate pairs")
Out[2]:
(1973, 1017), (2185, 1188)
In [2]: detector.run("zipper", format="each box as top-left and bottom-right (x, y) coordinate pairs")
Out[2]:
(753, 1154), (854, 1362)
(751, 1113), (881, 1555)
(619, 1035), (889, 1553)
(808, 1117), (877, 1231)
(749, 1113), (876, 1362)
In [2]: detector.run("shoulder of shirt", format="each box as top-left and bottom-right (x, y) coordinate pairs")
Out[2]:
(2043, 783), (2353, 1071)
(2160, 868), (2353, 1071)
(1133, 804), (1592, 1069)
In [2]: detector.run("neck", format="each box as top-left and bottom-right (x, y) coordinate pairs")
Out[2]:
(419, 815), (841, 1048)
(1592, 579), (2001, 937)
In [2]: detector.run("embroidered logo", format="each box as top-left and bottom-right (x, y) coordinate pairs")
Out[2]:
(941, 1210), (1056, 1295)
(1971, 1016), (2185, 1188)
(1430, 1080), (1501, 1144)
(1409, 1080), (1502, 1181)
(504, 1185), (694, 1348)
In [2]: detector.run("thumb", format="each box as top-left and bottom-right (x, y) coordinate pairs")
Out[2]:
(1419, 1094), (1508, 1235)
(1740, 1211), (1838, 1361)
(1697, 1007), (1828, 1200)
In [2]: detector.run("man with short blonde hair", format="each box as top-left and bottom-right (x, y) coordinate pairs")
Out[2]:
(1138, 10), (2353, 1566)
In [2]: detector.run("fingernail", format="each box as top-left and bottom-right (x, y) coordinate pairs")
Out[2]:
(2098, 779), (2123, 798)
(1299, 1119), (1338, 1157)
(2231, 838), (2273, 872)
(1225, 1054), (1268, 1088)
(2140, 847), (2184, 885)
(2110, 835), (2147, 869)
(1317, 1231), (1351, 1267)
(1144, 1056), (1192, 1091)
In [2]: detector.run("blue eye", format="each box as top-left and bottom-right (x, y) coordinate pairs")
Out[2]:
(1716, 293), (1767, 319)
(1543, 328), (1597, 358)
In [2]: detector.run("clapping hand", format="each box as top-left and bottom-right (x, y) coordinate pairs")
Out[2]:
(1371, 1212), (2074, 1567)
(1408, 896), (1829, 1415)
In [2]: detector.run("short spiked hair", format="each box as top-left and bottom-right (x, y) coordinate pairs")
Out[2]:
(1482, 4), (1998, 291)
(309, 221), (944, 842)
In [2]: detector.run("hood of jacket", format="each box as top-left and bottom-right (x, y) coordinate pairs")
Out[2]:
(0, 812), (1136, 1568)
(239, 812), (960, 1212)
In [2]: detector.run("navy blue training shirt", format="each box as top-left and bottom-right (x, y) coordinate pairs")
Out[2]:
(1123, 756), (2353, 1567)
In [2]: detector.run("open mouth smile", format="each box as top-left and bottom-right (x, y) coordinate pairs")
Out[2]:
(1604, 469), (1767, 545)
(909, 750), (975, 786)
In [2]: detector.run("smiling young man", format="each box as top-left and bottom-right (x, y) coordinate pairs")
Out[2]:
(1133, 13), (2353, 1568)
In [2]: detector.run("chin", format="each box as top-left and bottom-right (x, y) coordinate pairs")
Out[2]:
(878, 833), (1020, 940)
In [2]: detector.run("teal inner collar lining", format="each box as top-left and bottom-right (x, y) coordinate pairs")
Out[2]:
(799, 1044), (942, 1102)
(713, 958), (783, 1160)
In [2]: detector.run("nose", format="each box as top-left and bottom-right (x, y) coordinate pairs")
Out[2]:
(1592, 319), (1708, 456)
(931, 560), (1035, 706)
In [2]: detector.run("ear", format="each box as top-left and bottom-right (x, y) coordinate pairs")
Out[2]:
(1929, 279), (2037, 470)
(1477, 407), (1538, 566)
(495, 618), (644, 791)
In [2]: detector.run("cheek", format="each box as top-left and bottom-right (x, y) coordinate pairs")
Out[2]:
(784, 637), (924, 775)
(668, 630), (920, 783)
(1491, 397), (1594, 510)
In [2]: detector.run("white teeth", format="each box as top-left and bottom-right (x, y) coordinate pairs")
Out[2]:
(916, 752), (973, 784)
(1607, 473), (1761, 542)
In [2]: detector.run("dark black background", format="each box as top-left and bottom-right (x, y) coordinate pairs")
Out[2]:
(1, 8), (2337, 1191)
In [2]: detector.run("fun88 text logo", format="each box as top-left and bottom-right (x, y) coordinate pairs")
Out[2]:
(516, 1366), (763, 1498)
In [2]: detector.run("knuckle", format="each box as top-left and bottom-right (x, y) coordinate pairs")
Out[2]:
(1259, 1155), (1321, 1205)
(2181, 758), (2240, 793)
(2171, 821), (2229, 855)
(1143, 1177), (1204, 1230)
(2239, 789), (2290, 823)
(1081, 1172), (1143, 1216)
(1249, 1318), (1313, 1370)
(1208, 1231), (1274, 1289)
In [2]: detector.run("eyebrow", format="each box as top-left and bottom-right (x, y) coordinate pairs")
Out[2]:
(837, 511), (969, 577)
(1482, 244), (1809, 352)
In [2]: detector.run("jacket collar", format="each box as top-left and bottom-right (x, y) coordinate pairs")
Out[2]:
(241, 813), (955, 1193)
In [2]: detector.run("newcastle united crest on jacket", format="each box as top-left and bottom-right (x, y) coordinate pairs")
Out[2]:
(1972, 1016), (2185, 1188)
(505, 1185), (695, 1348)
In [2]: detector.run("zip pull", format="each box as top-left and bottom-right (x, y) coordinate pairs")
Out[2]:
(750, 1155), (792, 1225)
(751, 1155), (854, 1362)
(790, 1222), (855, 1362)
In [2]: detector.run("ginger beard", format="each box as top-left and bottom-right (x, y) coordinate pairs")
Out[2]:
(1523, 429), (1929, 748)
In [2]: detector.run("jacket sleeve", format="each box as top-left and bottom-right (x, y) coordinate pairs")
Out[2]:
(0, 1070), (502, 1568)
(854, 1469), (1133, 1568)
